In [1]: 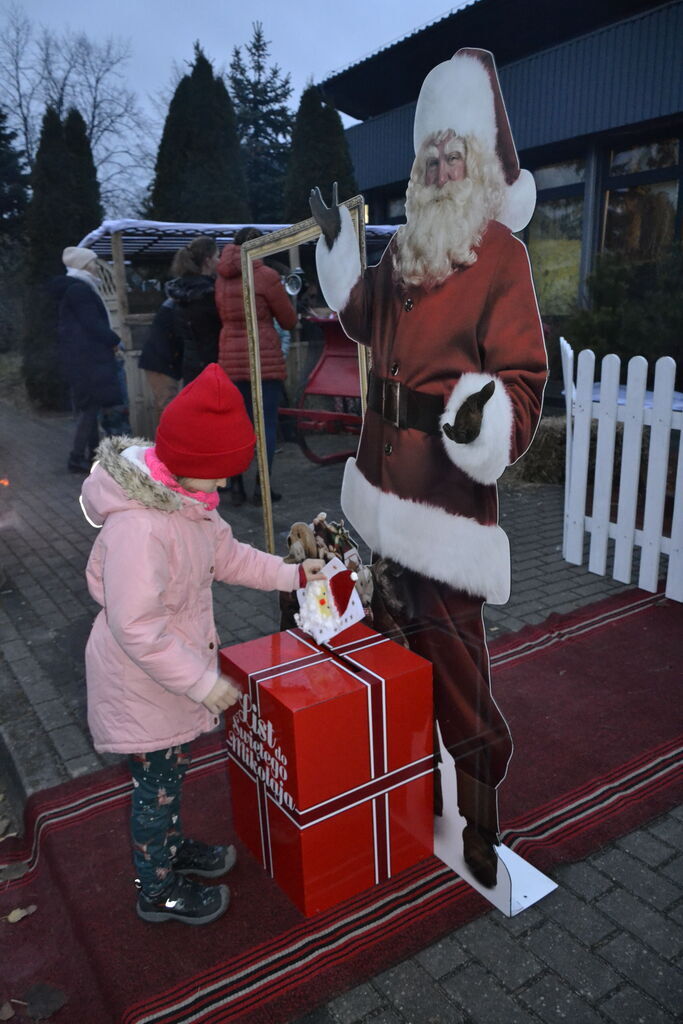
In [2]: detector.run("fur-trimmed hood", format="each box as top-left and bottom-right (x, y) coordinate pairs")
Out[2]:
(80, 436), (209, 526)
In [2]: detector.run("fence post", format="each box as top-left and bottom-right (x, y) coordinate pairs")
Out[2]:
(667, 423), (683, 601)
(588, 354), (620, 576)
(638, 357), (675, 593)
(564, 348), (595, 564)
(613, 356), (648, 584)
(560, 337), (574, 559)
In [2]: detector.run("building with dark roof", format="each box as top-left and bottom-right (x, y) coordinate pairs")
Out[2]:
(319, 0), (683, 320)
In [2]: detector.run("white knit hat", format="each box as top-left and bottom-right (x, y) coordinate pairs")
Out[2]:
(413, 48), (536, 232)
(62, 246), (98, 270)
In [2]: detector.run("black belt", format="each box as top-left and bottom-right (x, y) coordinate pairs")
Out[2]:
(366, 372), (443, 435)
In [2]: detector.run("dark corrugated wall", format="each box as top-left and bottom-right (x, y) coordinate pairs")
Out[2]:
(346, 2), (683, 190)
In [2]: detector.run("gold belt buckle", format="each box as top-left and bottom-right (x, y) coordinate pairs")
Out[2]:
(383, 379), (401, 428)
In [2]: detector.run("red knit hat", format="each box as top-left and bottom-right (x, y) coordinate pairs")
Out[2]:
(155, 364), (256, 478)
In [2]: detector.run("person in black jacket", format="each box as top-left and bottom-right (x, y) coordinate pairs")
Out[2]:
(51, 246), (124, 473)
(165, 236), (221, 384)
(138, 297), (183, 429)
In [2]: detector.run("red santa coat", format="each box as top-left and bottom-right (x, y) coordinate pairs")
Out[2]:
(316, 209), (547, 604)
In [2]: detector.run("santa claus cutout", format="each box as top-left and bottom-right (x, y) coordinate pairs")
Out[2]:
(310, 49), (555, 912)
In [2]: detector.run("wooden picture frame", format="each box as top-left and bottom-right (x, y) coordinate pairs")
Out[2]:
(240, 195), (368, 552)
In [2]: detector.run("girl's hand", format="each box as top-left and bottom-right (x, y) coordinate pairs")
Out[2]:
(301, 558), (325, 582)
(202, 674), (240, 714)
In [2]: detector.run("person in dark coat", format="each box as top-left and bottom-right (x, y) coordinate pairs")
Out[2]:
(165, 236), (221, 385)
(51, 246), (124, 473)
(138, 297), (183, 430)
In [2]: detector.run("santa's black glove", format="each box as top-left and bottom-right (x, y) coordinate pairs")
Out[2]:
(442, 381), (495, 444)
(309, 182), (341, 250)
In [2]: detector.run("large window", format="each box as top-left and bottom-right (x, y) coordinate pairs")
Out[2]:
(527, 197), (583, 315)
(609, 139), (678, 176)
(603, 181), (678, 259)
(526, 160), (585, 315)
(602, 139), (680, 259)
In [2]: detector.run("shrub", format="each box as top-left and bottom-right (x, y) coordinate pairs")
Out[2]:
(566, 245), (682, 387)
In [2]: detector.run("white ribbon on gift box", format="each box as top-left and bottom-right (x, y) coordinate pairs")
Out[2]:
(227, 627), (432, 888)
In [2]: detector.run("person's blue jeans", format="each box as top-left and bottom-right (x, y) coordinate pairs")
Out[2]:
(235, 379), (283, 473)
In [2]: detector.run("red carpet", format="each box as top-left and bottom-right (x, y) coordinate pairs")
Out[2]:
(1, 590), (681, 1024)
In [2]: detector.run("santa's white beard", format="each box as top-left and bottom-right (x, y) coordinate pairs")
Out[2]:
(393, 177), (491, 290)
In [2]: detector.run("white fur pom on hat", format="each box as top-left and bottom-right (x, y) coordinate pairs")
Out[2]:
(62, 246), (98, 270)
(413, 48), (536, 233)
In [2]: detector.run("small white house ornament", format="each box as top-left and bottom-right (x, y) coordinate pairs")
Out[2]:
(295, 557), (365, 644)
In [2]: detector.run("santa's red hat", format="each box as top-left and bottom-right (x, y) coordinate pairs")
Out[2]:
(413, 47), (536, 232)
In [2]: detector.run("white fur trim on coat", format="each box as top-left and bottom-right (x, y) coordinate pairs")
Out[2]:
(341, 459), (510, 605)
(498, 168), (536, 233)
(440, 373), (513, 485)
(315, 205), (362, 313)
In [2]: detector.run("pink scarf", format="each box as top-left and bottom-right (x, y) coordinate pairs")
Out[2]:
(144, 447), (220, 511)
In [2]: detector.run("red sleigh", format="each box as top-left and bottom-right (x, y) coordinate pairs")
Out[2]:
(279, 316), (363, 466)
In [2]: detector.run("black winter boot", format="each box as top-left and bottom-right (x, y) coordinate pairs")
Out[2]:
(136, 874), (230, 925)
(253, 477), (281, 505)
(229, 475), (247, 507)
(171, 839), (237, 878)
(67, 455), (92, 473)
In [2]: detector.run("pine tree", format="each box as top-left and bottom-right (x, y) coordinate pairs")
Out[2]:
(148, 44), (249, 222)
(63, 107), (103, 239)
(229, 23), (294, 223)
(283, 85), (358, 223)
(0, 107), (28, 235)
(24, 106), (72, 281)
(0, 107), (29, 354)
(22, 106), (74, 407)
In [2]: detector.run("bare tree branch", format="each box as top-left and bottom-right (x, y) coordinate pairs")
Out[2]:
(0, 3), (153, 214)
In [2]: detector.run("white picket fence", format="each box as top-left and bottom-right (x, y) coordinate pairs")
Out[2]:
(560, 337), (683, 602)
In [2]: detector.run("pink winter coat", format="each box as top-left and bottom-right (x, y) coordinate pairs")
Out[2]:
(215, 244), (297, 381)
(80, 437), (298, 754)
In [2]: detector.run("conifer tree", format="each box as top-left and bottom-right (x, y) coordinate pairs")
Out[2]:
(22, 106), (74, 407)
(229, 23), (294, 223)
(63, 107), (103, 240)
(149, 44), (249, 222)
(283, 85), (358, 223)
(0, 106), (29, 354)
(0, 107), (28, 235)
(24, 106), (72, 281)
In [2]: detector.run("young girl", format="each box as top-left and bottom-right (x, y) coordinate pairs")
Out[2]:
(80, 363), (322, 925)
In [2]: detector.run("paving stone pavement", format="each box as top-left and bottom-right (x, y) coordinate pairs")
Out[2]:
(0, 399), (680, 1024)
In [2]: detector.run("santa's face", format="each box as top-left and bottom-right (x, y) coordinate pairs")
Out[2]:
(423, 134), (467, 187)
(393, 132), (505, 290)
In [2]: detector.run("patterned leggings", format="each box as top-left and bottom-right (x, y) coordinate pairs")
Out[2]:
(128, 744), (191, 897)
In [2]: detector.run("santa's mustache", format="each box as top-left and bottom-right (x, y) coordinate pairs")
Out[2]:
(409, 177), (474, 211)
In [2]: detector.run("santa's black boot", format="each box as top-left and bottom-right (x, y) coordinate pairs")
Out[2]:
(462, 821), (499, 888)
(456, 770), (501, 888)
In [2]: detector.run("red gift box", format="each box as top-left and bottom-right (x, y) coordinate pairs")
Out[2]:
(220, 622), (433, 916)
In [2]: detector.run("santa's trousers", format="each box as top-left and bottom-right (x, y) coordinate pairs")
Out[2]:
(394, 569), (512, 836)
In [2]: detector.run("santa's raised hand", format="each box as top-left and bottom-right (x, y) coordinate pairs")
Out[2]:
(309, 182), (341, 250)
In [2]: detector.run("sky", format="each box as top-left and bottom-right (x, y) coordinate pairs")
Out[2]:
(15, 0), (471, 126)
